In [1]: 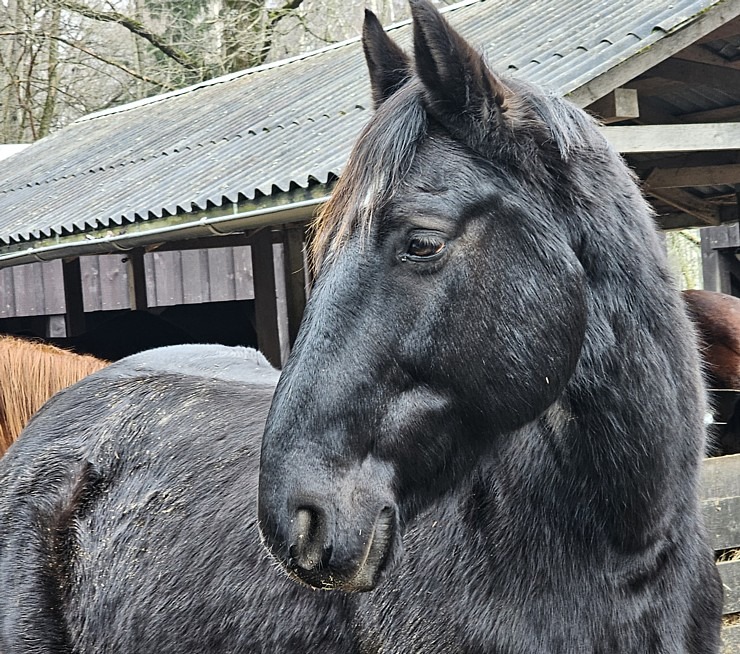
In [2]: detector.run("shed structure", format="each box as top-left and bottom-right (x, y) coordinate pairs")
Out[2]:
(1, 0), (740, 368)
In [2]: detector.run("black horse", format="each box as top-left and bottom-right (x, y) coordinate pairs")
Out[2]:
(259, 0), (722, 651)
(0, 345), (360, 652)
(0, 1), (722, 652)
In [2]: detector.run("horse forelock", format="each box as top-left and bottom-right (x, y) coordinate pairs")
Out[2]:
(309, 81), (427, 273)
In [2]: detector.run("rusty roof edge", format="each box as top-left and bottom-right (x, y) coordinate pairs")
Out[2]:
(566, 0), (740, 107)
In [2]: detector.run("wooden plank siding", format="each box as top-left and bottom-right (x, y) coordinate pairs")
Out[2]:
(702, 224), (740, 251)
(702, 453), (740, 652)
(0, 246), (258, 318)
(2, 261), (66, 316)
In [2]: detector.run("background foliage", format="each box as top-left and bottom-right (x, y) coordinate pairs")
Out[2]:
(0, 0), (456, 142)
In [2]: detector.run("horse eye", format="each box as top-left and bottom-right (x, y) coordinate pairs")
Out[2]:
(404, 235), (446, 261)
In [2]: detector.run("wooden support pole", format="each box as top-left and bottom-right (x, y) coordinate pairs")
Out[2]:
(126, 248), (148, 311)
(62, 257), (85, 337)
(251, 228), (282, 368)
(701, 229), (732, 294)
(282, 225), (307, 348)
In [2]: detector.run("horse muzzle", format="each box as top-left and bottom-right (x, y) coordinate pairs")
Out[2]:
(258, 454), (400, 593)
(279, 503), (397, 592)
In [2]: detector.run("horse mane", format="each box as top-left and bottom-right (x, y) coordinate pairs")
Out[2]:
(309, 73), (607, 274)
(310, 81), (427, 273)
(0, 336), (108, 456)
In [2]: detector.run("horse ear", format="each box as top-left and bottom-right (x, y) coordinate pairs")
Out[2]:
(362, 9), (411, 109)
(410, 0), (514, 139)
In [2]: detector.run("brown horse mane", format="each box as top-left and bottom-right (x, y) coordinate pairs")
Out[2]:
(0, 335), (108, 457)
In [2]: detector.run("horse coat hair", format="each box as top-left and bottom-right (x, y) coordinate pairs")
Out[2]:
(0, 345), (359, 653)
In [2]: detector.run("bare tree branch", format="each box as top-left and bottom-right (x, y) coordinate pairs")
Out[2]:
(50, 0), (204, 75)
(258, 0), (306, 66)
(39, 7), (61, 137)
(0, 30), (176, 90)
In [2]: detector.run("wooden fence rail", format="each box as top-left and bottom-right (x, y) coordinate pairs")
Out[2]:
(702, 454), (740, 651)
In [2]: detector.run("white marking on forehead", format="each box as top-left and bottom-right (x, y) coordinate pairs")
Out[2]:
(360, 187), (376, 214)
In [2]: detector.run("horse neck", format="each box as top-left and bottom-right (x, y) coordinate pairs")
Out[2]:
(473, 245), (705, 554)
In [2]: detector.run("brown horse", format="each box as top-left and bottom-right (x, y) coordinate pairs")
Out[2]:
(683, 289), (740, 455)
(0, 335), (107, 457)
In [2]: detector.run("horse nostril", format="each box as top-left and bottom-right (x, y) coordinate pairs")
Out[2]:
(289, 507), (330, 571)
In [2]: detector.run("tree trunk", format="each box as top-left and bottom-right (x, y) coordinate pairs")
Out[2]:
(2, 0), (25, 142)
(39, 6), (62, 138)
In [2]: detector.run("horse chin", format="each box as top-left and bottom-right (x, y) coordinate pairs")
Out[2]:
(287, 507), (397, 593)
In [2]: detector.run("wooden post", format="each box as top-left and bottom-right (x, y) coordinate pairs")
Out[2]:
(282, 225), (307, 348)
(251, 228), (281, 368)
(126, 249), (148, 311)
(62, 257), (85, 336)
(701, 230), (732, 294)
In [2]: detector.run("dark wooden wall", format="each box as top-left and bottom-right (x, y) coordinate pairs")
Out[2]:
(0, 246), (256, 318)
(701, 225), (740, 295)
(0, 225), (309, 368)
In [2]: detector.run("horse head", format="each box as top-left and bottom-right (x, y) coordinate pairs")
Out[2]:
(258, 0), (640, 592)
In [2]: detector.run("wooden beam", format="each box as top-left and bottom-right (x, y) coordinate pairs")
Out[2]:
(680, 103), (740, 124)
(62, 257), (85, 337)
(647, 58), (740, 92)
(126, 249), (148, 311)
(630, 151), (740, 174)
(645, 164), (740, 188)
(673, 44), (740, 70)
(623, 76), (684, 96)
(633, 97), (682, 125)
(586, 88), (639, 124)
(281, 225), (307, 349)
(251, 228), (281, 368)
(602, 123), (740, 153)
(656, 208), (739, 230)
(697, 16), (740, 43)
(655, 212), (699, 230)
(645, 187), (721, 225)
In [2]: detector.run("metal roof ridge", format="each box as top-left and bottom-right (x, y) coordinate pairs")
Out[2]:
(74, 0), (484, 126)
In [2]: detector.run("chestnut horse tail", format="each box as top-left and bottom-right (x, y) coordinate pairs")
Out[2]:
(0, 336), (108, 457)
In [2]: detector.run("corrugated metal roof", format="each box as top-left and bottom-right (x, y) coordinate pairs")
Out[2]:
(0, 0), (734, 248)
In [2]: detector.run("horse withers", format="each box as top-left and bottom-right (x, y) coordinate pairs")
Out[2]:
(0, 1), (722, 652)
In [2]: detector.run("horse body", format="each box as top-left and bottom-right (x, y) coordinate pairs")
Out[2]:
(0, 1), (723, 652)
(683, 289), (740, 391)
(683, 289), (740, 454)
(0, 345), (359, 653)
